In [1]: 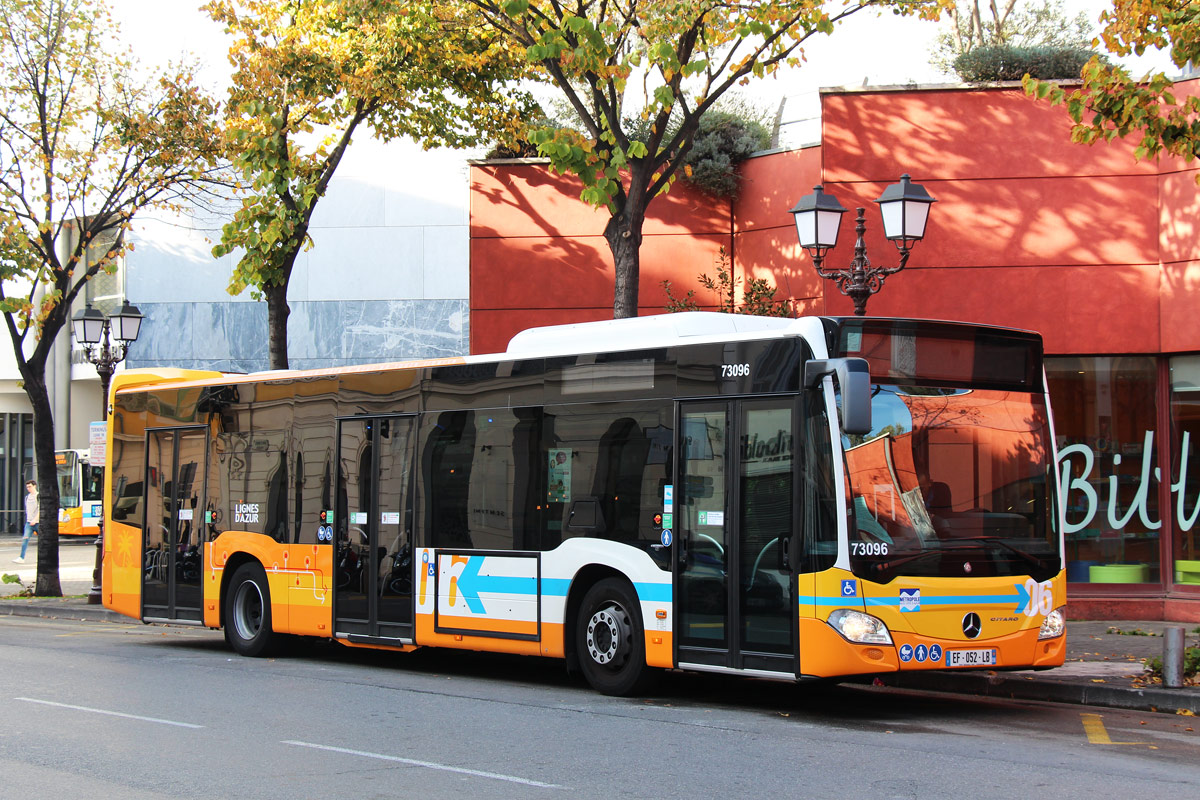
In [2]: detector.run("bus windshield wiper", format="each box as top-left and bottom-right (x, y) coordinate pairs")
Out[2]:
(948, 536), (1050, 571)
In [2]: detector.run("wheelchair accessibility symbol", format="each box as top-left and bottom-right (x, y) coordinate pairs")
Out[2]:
(841, 579), (857, 597)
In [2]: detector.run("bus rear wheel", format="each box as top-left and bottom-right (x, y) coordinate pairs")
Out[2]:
(225, 563), (279, 657)
(576, 578), (655, 696)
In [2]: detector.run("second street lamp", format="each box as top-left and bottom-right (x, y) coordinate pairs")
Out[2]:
(72, 299), (143, 419)
(72, 299), (142, 606)
(790, 174), (936, 316)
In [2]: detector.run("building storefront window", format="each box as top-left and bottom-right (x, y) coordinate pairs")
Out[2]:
(1047, 357), (1160, 585)
(1171, 355), (1200, 588)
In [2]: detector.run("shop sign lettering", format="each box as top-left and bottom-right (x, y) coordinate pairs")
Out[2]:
(1058, 430), (1200, 534)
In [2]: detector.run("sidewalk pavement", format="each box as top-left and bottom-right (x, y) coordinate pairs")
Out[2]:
(1, 544), (1197, 713)
(879, 620), (1200, 715)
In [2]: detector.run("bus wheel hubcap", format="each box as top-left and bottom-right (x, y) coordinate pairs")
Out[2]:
(587, 604), (628, 666)
(236, 583), (263, 639)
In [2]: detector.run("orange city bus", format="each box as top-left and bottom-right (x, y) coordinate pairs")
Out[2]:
(100, 313), (1066, 694)
(54, 449), (104, 537)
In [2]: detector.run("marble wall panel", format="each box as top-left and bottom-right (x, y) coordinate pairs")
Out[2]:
(128, 218), (245, 304)
(304, 227), (424, 301)
(287, 301), (344, 361)
(422, 226), (470, 299)
(308, 178), (387, 229)
(129, 302), (194, 363)
(129, 299), (469, 372)
(220, 303), (271, 362)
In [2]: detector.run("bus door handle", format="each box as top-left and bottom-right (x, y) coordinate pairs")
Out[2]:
(780, 535), (790, 571)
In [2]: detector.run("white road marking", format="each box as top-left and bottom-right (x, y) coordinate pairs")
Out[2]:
(14, 697), (204, 729)
(282, 740), (566, 789)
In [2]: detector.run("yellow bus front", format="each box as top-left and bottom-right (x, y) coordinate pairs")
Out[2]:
(801, 323), (1065, 679)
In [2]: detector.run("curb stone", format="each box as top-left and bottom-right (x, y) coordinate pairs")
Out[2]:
(0, 599), (125, 624)
(879, 670), (1200, 714)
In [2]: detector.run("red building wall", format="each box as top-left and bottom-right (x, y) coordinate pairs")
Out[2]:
(469, 82), (1200, 357)
(469, 162), (734, 355)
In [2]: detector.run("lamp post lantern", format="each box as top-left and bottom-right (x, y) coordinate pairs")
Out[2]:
(72, 300), (143, 418)
(72, 299), (141, 604)
(790, 174), (936, 315)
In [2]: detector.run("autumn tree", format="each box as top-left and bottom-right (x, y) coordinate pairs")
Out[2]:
(208, 0), (529, 370)
(469, 0), (947, 319)
(0, 0), (220, 594)
(1025, 1), (1200, 168)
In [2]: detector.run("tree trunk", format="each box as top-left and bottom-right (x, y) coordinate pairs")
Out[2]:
(24, 372), (62, 596)
(265, 282), (290, 370)
(604, 204), (646, 319)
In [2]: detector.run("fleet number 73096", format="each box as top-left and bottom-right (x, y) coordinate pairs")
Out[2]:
(721, 363), (750, 378)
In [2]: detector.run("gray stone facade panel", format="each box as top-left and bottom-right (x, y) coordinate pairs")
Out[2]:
(127, 299), (469, 373)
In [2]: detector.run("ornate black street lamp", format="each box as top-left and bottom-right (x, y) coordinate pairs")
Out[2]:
(72, 300), (143, 415)
(790, 174), (936, 315)
(72, 300), (142, 604)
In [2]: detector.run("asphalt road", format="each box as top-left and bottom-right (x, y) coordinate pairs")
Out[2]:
(2, 615), (1199, 799)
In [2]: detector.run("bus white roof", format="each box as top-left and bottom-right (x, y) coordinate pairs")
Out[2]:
(505, 312), (821, 358)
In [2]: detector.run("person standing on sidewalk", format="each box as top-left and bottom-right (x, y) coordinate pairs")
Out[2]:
(13, 480), (37, 563)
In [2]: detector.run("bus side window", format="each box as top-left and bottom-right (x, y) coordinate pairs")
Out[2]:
(545, 403), (672, 567)
(421, 406), (544, 553)
(421, 411), (477, 549)
(110, 428), (144, 528)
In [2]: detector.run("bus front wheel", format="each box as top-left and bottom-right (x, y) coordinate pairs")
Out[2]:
(225, 563), (278, 658)
(576, 578), (655, 696)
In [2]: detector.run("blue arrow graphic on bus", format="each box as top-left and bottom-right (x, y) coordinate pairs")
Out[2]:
(1013, 582), (1031, 615)
(456, 557), (537, 614)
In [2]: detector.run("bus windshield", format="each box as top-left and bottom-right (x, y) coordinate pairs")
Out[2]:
(56, 450), (80, 507)
(844, 385), (1059, 583)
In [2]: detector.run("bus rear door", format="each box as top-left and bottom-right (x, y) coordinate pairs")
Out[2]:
(675, 399), (797, 676)
(142, 427), (206, 623)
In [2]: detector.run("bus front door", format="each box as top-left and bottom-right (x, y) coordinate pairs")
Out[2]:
(142, 427), (207, 623)
(676, 399), (796, 675)
(334, 415), (416, 641)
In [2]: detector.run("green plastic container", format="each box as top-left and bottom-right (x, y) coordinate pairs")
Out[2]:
(1174, 560), (1200, 584)
(1089, 563), (1150, 583)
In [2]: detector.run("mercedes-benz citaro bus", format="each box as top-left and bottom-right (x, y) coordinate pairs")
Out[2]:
(54, 449), (103, 537)
(100, 313), (1065, 695)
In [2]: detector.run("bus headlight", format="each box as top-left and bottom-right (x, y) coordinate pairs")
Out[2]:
(827, 609), (893, 645)
(1038, 607), (1065, 639)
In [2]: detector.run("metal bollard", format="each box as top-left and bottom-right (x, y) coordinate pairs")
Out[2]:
(87, 519), (103, 605)
(1163, 626), (1185, 689)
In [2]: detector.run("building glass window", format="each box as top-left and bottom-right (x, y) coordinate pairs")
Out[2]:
(83, 229), (124, 315)
(1047, 356), (1160, 584)
(1170, 355), (1200, 586)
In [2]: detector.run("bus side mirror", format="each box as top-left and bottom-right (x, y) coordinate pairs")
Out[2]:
(804, 358), (872, 435)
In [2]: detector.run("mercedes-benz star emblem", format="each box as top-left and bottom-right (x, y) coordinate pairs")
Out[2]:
(962, 612), (982, 639)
